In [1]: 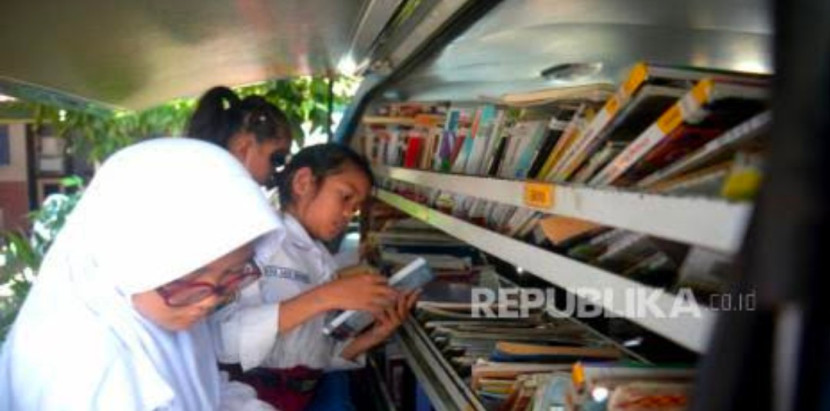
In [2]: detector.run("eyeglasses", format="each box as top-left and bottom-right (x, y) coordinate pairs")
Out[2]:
(156, 260), (262, 307)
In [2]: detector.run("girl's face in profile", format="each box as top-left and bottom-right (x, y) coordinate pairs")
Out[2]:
(296, 165), (371, 241)
(131, 244), (255, 331)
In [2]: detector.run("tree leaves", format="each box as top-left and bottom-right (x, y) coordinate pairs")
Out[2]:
(1, 179), (84, 341)
(27, 75), (356, 163)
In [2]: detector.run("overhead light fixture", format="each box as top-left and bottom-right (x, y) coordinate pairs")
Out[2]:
(541, 62), (603, 81)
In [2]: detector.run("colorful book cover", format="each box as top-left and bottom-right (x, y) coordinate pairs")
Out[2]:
(403, 136), (424, 168)
(591, 78), (768, 186)
(537, 103), (588, 179)
(465, 105), (499, 175)
(637, 110), (770, 188)
(511, 120), (549, 179)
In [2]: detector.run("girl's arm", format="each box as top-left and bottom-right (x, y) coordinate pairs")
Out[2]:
(277, 273), (400, 333)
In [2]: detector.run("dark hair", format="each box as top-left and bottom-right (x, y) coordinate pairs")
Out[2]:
(187, 86), (292, 148)
(275, 143), (374, 208)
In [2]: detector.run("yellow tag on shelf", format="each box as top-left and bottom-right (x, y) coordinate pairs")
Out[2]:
(657, 104), (684, 134)
(524, 183), (554, 209)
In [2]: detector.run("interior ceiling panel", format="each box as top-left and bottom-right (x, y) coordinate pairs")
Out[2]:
(0, 0), (367, 109)
(384, 0), (773, 102)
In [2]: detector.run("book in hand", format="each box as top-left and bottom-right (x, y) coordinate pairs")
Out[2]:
(323, 257), (435, 340)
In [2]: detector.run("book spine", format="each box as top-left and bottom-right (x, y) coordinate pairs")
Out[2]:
(547, 110), (592, 180)
(590, 80), (711, 186)
(435, 109), (461, 171)
(636, 110), (771, 188)
(478, 109), (507, 175)
(527, 109), (572, 179)
(571, 142), (626, 184)
(505, 209), (537, 237)
(513, 121), (548, 179)
(464, 106), (497, 175)
(537, 104), (587, 179)
(516, 213), (543, 238)
(498, 124), (523, 179)
(554, 94), (623, 181)
(403, 136), (423, 168)
(555, 61), (650, 181)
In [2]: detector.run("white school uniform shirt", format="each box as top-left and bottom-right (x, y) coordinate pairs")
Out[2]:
(212, 212), (365, 371)
(0, 139), (278, 410)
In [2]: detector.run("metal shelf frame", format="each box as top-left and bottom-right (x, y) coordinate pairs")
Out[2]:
(376, 189), (716, 353)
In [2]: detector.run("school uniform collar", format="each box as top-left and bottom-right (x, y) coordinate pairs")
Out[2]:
(281, 212), (318, 251)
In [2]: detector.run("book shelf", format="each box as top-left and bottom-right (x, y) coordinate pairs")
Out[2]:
(375, 165), (752, 254)
(375, 189), (715, 353)
(339, 0), (784, 407)
(396, 318), (486, 411)
(362, 116), (416, 126)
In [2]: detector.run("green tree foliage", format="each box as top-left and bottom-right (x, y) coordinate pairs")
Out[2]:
(30, 76), (356, 164)
(1, 177), (84, 341)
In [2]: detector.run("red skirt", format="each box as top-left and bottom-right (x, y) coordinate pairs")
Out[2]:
(221, 363), (323, 411)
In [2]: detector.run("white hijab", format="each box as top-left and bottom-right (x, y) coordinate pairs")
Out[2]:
(0, 138), (279, 410)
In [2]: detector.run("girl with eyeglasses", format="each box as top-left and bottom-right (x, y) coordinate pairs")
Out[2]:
(211, 143), (419, 411)
(0, 139), (280, 410)
(187, 86), (293, 186)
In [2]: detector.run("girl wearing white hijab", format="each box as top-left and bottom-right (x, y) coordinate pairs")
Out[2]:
(0, 138), (280, 410)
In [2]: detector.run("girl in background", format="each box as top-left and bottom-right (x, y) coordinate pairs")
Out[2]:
(187, 86), (292, 186)
(213, 143), (419, 411)
(0, 139), (281, 410)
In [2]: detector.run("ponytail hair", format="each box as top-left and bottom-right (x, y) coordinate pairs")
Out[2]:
(186, 87), (242, 148)
(187, 86), (292, 148)
(273, 143), (374, 208)
(238, 95), (292, 145)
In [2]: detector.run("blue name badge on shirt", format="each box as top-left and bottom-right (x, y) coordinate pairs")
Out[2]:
(262, 266), (311, 284)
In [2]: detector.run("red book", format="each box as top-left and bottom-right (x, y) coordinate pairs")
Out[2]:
(403, 136), (423, 168)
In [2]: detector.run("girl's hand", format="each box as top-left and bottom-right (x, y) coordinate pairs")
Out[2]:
(361, 290), (420, 344)
(339, 290), (420, 361)
(317, 274), (399, 316)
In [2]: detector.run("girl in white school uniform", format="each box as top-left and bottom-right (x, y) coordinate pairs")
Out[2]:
(212, 143), (419, 411)
(0, 138), (280, 410)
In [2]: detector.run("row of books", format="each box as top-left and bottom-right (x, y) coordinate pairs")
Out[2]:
(380, 178), (733, 302)
(367, 212), (697, 410)
(361, 62), (770, 200)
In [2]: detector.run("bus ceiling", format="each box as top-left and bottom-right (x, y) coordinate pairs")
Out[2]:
(0, 0), (430, 111)
(0, 0), (772, 119)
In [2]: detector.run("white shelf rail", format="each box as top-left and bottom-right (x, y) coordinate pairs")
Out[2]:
(375, 166), (752, 254)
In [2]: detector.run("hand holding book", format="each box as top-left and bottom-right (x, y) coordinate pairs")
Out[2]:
(340, 290), (421, 361)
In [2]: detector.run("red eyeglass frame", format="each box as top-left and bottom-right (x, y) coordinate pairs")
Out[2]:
(155, 259), (262, 307)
